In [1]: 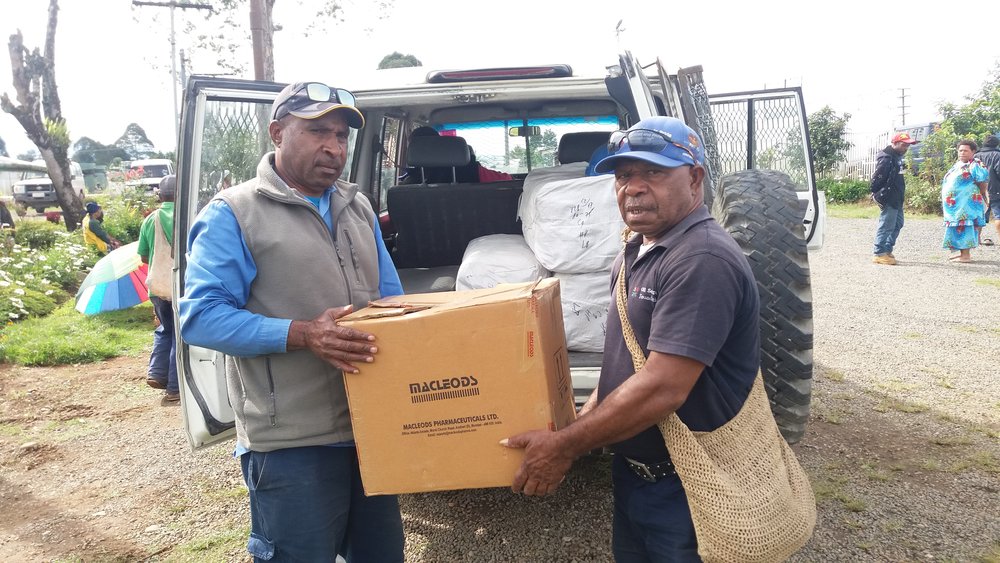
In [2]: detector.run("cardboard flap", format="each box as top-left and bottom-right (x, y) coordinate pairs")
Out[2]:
(342, 279), (554, 322)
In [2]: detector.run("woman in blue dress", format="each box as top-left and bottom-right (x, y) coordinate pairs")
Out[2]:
(941, 139), (989, 263)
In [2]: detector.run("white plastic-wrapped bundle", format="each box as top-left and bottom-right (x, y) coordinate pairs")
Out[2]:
(456, 234), (549, 291)
(555, 271), (611, 352)
(518, 162), (624, 274)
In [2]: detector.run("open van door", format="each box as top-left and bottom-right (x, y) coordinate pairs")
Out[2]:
(173, 77), (286, 449)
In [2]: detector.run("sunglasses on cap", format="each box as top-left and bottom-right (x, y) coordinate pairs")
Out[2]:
(608, 128), (698, 165)
(272, 82), (358, 121)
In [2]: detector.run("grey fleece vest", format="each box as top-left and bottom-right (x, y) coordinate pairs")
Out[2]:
(217, 153), (381, 452)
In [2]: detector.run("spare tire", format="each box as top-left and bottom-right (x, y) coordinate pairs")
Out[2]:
(713, 169), (813, 443)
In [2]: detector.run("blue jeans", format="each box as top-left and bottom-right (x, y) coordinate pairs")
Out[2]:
(611, 455), (701, 562)
(148, 296), (177, 394)
(240, 446), (404, 562)
(872, 205), (904, 255)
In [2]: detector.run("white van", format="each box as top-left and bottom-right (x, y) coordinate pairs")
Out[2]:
(125, 158), (175, 191)
(12, 160), (86, 213)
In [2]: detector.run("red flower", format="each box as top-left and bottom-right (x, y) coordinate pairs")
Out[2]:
(946, 194), (956, 206)
(962, 171), (971, 179)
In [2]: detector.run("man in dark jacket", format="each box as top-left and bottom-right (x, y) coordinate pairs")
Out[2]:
(974, 135), (1000, 245)
(870, 132), (918, 265)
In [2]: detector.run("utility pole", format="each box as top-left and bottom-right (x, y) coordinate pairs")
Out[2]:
(131, 1), (213, 130)
(898, 88), (909, 127)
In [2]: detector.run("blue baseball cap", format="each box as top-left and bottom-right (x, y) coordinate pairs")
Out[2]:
(85, 202), (101, 214)
(594, 116), (705, 174)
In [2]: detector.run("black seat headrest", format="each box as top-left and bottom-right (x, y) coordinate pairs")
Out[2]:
(407, 136), (471, 168)
(557, 131), (612, 164)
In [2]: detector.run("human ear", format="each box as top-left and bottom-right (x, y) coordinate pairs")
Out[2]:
(268, 120), (283, 147)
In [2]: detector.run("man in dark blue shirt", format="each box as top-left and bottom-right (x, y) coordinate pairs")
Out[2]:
(870, 132), (918, 265)
(505, 116), (760, 561)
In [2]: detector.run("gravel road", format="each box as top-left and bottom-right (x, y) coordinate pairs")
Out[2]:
(1, 216), (997, 562)
(398, 216), (1000, 562)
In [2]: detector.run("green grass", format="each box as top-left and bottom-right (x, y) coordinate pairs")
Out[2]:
(0, 300), (153, 365)
(978, 542), (1000, 563)
(167, 525), (248, 561)
(827, 202), (940, 220)
(975, 278), (1000, 289)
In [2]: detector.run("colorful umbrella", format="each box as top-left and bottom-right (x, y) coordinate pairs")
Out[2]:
(75, 241), (150, 315)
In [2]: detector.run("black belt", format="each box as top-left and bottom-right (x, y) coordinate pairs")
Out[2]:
(624, 456), (677, 482)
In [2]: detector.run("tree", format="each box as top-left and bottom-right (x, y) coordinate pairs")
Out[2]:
(806, 106), (853, 176)
(507, 129), (558, 170)
(17, 149), (39, 162)
(378, 52), (421, 70)
(913, 65), (1000, 185)
(0, 136), (7, 157)
(72, 136), (130, 166)
(1, 0), (85, 229)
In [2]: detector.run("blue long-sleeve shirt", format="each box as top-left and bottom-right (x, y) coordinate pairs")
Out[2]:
(178, 188), (403, 357)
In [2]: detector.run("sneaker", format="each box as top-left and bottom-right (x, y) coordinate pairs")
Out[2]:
(145, 377), (167, 390)
(161, 392), (180, 405)
(886, 253), (896, 259)
(873, 254), (897, 265)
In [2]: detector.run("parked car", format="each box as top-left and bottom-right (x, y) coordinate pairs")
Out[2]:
(125, 158), (175, 191)
(173, 50), (825, 449)
(12, 160), (86, 213)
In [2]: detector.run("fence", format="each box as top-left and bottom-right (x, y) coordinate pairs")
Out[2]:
(830, 123), (938, 181)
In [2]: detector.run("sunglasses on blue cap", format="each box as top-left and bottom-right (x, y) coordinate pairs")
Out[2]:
(272, 82), (358, 121)
(608, 128), (699, 165)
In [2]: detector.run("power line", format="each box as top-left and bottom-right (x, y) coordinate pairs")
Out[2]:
(131, 1), (213, 132)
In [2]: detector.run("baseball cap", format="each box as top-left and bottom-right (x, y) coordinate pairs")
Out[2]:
(271, 82), (364, 129)
(891, 132), (918, 145)
(85, 202), (100, 214)
(158, 175), (176, 199)
(594, 116), (705, 174)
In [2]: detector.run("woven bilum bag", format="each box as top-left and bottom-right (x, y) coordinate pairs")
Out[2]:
(616, 255), (816, 562)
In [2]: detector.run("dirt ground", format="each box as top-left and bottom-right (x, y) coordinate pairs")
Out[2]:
(1, 218), (999, 562)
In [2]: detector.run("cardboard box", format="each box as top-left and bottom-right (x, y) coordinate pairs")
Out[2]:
(339, 278), (576, 495)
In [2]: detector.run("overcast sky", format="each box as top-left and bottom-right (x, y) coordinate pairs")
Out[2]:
(2, 0), (998, 159)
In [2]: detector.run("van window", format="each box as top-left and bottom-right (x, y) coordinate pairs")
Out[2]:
(376, 116), (404, 212)
(435, 115), (618, 174)
(130, 164), (172, 178)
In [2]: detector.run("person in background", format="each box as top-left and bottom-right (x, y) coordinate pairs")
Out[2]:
(179, 81), (405, 562)
(942, 139), (989, 263)
(504, 117), (760, 561)
(973, 135), (1000, 246)
(0, 200), (15, 229)
(870, 132), (918, 265)
(82, 202), (121, 255)
(217, 169), (233, 191)
(137, 175), (178, 404)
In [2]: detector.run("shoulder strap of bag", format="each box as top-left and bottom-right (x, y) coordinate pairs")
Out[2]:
(616, 254), (647, 372)
(154, 208), (174, 259)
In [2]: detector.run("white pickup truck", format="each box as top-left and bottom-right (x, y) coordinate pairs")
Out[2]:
(172, 51), (825, 450)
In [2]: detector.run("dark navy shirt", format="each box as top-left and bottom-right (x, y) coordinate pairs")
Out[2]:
(597, 205), (760, 463)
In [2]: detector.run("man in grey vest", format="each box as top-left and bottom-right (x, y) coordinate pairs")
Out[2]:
(179, 82), (404, 562)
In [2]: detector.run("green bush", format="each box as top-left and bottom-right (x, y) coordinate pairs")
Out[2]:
(1, 234), (98, 292)
(13, 221), (63, 250)
(0, 283), (66, 322)
(820, 178), (871, 203)
(904, 174), (943, 216)
(101, 188), (158, 244)
(0, 300), (153, 365)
